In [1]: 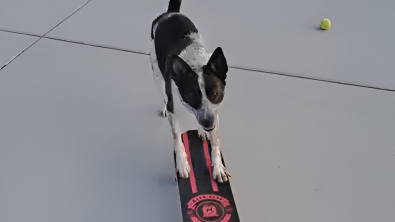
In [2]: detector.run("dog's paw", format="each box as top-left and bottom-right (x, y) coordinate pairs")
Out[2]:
(160, 110), (167, 117)
(176, 152), (190, 178)
(198, 129), (207, 141)
(212, 161), (230, 183)
(160, 109), (167, 117)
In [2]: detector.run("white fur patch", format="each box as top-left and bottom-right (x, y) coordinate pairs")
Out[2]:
(178, 33), (210, 70)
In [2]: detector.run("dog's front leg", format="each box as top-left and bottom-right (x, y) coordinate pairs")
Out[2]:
(168, 114), (190, 178)
(160, 99), (168, 117)
(208, 128), (230, 183)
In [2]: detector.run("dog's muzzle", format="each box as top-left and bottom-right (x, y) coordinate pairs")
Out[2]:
(197, 109), (216, 132)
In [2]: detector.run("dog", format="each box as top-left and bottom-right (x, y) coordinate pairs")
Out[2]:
(149, 0), (230, 183)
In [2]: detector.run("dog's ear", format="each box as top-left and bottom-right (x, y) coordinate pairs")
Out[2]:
(205, 47), (228, 81)
(171, 55), (193, 85)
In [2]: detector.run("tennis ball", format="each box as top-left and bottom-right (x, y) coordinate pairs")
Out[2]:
(320, 18), (331, 30)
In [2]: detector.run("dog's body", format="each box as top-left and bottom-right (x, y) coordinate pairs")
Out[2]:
(149, 0), (230, 182)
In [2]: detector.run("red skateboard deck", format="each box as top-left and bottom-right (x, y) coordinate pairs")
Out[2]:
(174, 130), (240, 222)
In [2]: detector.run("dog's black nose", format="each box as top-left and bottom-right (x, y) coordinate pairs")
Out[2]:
(201, 119), (215, 131)
(197, 110), (215, 131)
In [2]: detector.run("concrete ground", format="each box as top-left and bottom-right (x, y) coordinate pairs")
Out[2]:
(1, 1), (394, 222)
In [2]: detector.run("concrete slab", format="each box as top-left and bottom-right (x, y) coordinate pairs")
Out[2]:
(0, 37), (394, 222)
(0, 31), (38, 66)
(0, 0), (89, 35)
(0, 38), (181, 222)
(184, 0), (395, 89)
(47, 0), (163, 53)
(48, 0), (395, 89)
(220, 69), (395, 222)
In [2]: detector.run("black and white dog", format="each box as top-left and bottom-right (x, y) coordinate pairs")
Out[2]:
(150, 0), (230, 183)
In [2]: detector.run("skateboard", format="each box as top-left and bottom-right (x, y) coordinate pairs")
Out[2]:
(174, 130), (240, 222)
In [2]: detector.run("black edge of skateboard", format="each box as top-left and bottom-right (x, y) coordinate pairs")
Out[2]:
(174, 130), (240, 222)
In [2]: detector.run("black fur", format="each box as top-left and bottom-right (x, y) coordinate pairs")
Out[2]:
(204, 47), (228, 82)
(203, 74), (225, 104)
(167, 0), (182, 12)
(202, 47), (228, 104)
(172, 56), (202, 110)
(150, 0), (183, 39)
(154, 13), (198, 74)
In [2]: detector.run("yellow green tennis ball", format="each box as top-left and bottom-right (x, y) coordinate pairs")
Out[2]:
(320, 18), (331, 30)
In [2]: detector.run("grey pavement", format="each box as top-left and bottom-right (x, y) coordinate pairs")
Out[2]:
(0, 31), (38, 66)
(1, 1), (394, 222)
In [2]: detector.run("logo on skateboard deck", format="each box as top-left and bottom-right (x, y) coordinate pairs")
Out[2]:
(202, 203), (218, 217)
(186, 194), (233, 222)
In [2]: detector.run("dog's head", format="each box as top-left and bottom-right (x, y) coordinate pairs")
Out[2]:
(171, 47), (228, 131)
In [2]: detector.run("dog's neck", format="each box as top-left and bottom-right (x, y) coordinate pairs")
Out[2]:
(178, 33), (210, 73)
